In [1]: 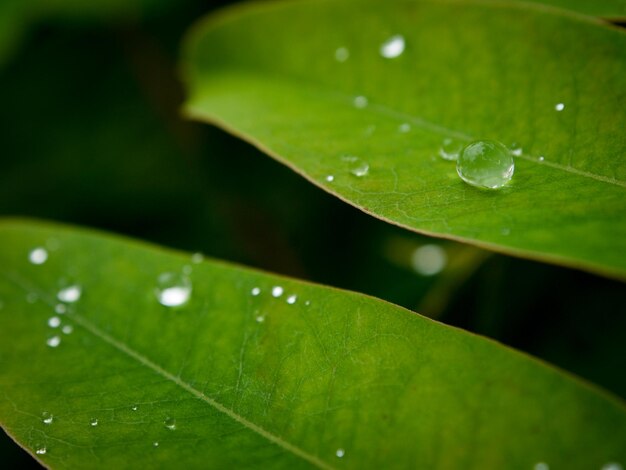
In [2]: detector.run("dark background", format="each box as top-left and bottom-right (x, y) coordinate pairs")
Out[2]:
(1, 0), (624, 466)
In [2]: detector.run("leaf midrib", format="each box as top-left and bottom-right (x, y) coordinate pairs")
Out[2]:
(1, 270), (333, 470)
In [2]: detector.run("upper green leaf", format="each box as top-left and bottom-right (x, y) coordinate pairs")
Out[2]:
(0, 219), (625, 468)
(522, 0), (626, 19)
(182, 0), (626, 280)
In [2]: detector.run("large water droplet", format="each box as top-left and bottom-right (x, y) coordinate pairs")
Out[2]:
(411, 244), (447, 276)
(438, 138), (463, 161)
(155, 273), (191, 307)
(90, 418), (98, 427)
(353, 96), (368, 109)
(456, 140), (514, 189)
(164, 417), (176, 430)
(46, 336), (61, 348)
(334, 47), (349, 62)
(336, 448), (345, 458)
(35, 445), (47, 455)
(272, 286), (284, 298)
(42, 411), (53, 425)
(380, 35), (405, 58)
(48, 316), (61, 328)
(57, 285), (81, 303)
(29, 247), (48, 265)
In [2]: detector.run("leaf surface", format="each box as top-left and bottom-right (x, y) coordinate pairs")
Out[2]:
(182, 0), (626, 280)
(523, 0), (626, 18)
(0, 219), (624, 469)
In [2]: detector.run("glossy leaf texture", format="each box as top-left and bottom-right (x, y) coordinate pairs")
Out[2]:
(0, 219), (625, 469)
(182, 0), (626, 280)
(522, 0), (626, 18)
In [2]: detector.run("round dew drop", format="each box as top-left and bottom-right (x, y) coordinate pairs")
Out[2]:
(29, 247), (48, 265)
(46, 336), (61, 348)
(286, 295), (297, 305)
(57, 285), (81, 303)
(90, 418), (98, 427)
(336, 448), (345, 458)
(48, 316), (61, 328)
(353, 96), (368, 109)
(164, 417), (177, 430)
(42, 412), (53, 425)
(456, 140), (514, 189)
(272, 286), (284, 298)
(334, 47), (349, 62)
(380, 35), (405, 58)
(438, 138), (463, 161)
(155, 273), (191, 307)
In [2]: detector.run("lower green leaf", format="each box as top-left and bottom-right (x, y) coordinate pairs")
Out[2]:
(0, 219), (624, 469)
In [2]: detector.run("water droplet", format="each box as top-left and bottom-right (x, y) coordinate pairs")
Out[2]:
(602, 463), (623, 470)
(555, 103), (565, 111)
(26, 293), (38, 304)
(286, 295), (297, 305)
(510, 143), (523, 157)
(46, 336), (61, 348)
(131, 405), (138, 411)
(438, 138), (463, 161)
(251, 287), (261, 296)
(353, 96), (368, 109)
(90, 418), (98, 427)
(341, 155), (369, 177)
(336, 448), (345, 458)
(48, 316), (61, 328)
(456, 140), (514, 189)
(153, 441), (159, 447)
(399, 123), (411, 133)
(325, 175), (335, 182)
(57, 285), (81, 303)
(29, 247), (48, 265)
(182, 265), (193, 276)
(538, 156), (545, 162)
(256, 315), (265, 323)
(55, 304), (66, 314)
(62, 325), (73, 335)
(380, 35), (405, 58)
(35, 445), (47, 455)
(191, 252), (204, 264)
(42, 411), (53, 425)
(411, 245), (447, 276)
(305, 300), (311, 306)
(272, 286), (284, 298)
(164, 417), (176, 430)
(501, 228), (511, 236)
(334, 47), (349, 62)
(534, 463), (549, 470)
(155, 273), (191, 307)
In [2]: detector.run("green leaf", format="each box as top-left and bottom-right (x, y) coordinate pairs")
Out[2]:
(0, 219), (624, 468)
(521, 0), (626, 19)
(182, 0), (626, 280)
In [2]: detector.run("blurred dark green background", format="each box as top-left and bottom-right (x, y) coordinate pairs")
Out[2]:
(1, 0), (625, 466)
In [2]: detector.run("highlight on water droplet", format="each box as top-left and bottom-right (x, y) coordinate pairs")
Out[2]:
(42, 411), (53, 425)
(336, 448), (345, 458)
(411, 244), (447, 276)
(509, 143), (523, 157)
(255, 314), (265, 323)
(251, 287), (261, 296)
(57, 285), (81, 303)
(164, 417), (176, 430)
(46, 336), (61, 348)
(153, 441), (160, 447)
(438, 138), (463, 161)
(90, 418), (98, 427)
(399, 123), (411, 133)
(353, 95), (368, 109)
(48, 316), (61, 328)
(29, 247), (48, 265)
(538, 156), (545, 162)
(272, 286), (284, 298)
(534, 462), (549, 470)
(155, 272), (192, 307)
(55, 304), (66, 314)
(456, 140), (515, 189)
(325, 175), (335, 182)
(334, 47), (349, 62)
(380, 34), (405, 58)
(286, 294), (297, 305)
(62, 325), (73, 335)
(555, 103), (565, 111)
(35, 445), (47, 455)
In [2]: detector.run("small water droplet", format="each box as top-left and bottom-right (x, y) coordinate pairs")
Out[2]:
(155, 273), (191, 307)
(191, 252), (204, 264)
(555, 103), (565, 111)
(341, 155), (369, 177)
(510, 143), (523, 157)
(55, 304), (66, 314)
(602, 463), (623, 470)
(182, 265), (193, 276)
(62, 325), (73, 335)
(534, 463), (549, 470)
(35, 445), (47, 455)
(334, 47), (349, 62)
(538, 156), (545, 162)
(305, 300), (311, 306)
(153, 441), (159, 447)
(456, 140), (514, 189)
(272, 286), (284, 298)
(336, 448), (345, 458)
(29, 247), (48, 265)
(399, 123), (411, 133)
(325, 175), (335, 182)
(90, 418), (98, 427)
(256, 315), (265, 323)
(353, 96), (368, 109)
(380, 34), (405, 58)
(411, 245), (447, 276)
(57, 285), (81, 303)
(251, 287), (261, 296)
(46, 336), (61, 348)
(48, 316), (61, 328)
(439, 138), (463, 161)
(42, 411), (53, 425)
(286, 295), (297, 305)
(501, 228), (511, 236)
(164, 417), (176, 430)
(131, 405), (138, 411)
(26, 292), (39, 304)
